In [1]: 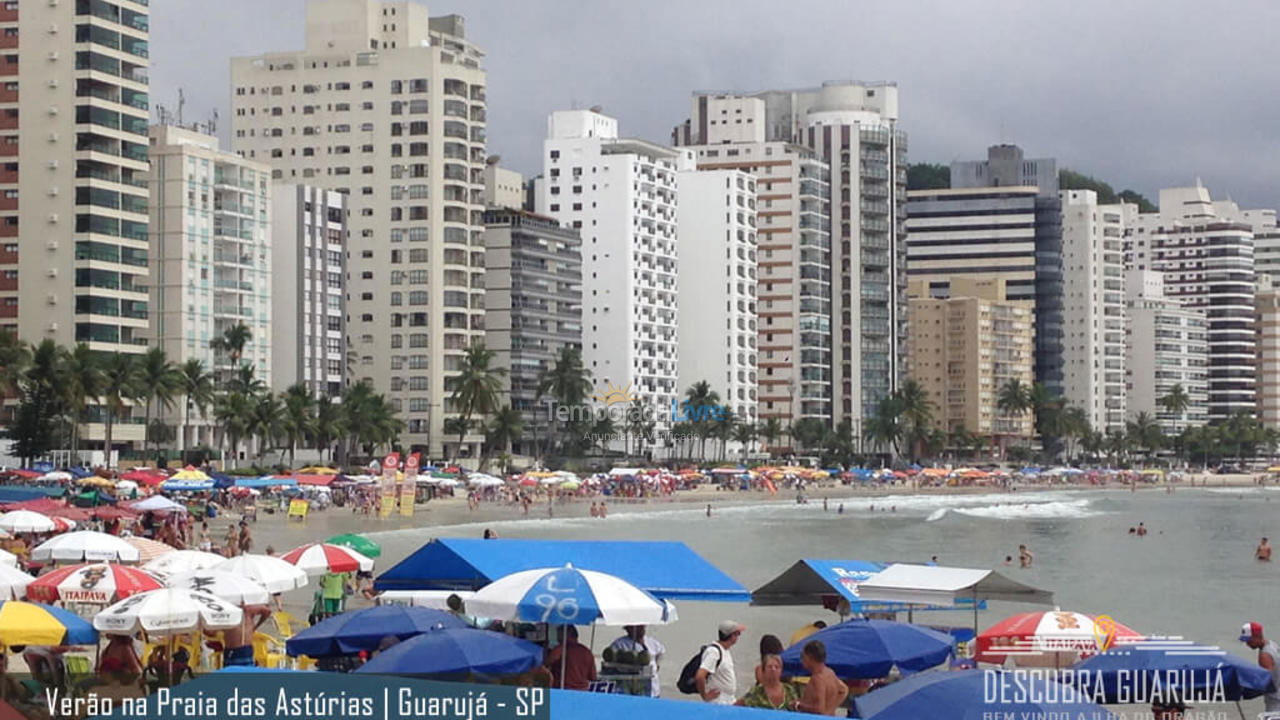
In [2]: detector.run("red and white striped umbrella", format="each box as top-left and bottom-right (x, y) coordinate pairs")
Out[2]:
(123, 537), (176, 563)
(26, 563), (162, 605)
(976, 610), (1142, 665)
(279, 543), (374, 575)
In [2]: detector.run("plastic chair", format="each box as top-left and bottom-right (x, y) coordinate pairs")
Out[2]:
(272, 611), (299, 638)
(252, 632), (289, 669)
(64, 655), (92, 692)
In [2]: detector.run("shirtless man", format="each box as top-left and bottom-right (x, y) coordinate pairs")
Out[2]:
(1018, 544), (1034, 568)
(217, 603), (272, 667)
(794, 640), (847, 715)
(1258, 537), (1272, 561)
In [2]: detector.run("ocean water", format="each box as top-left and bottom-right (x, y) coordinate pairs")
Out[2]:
(366, 487), (1280, 707)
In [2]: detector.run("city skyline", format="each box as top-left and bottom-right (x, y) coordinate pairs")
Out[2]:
(153, 0), (1280, 208)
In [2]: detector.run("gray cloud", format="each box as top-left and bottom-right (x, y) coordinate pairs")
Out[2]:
(152, 0), (1280, 207)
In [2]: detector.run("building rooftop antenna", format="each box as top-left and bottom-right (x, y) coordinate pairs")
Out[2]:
(177, 88), (185, 126)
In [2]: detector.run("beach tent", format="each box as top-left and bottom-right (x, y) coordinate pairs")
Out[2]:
(751, 559), (984, 615)
(858, 564), (1053, 610)
(234, 476), (297, 489)
(0, 487), (61, 503)
(294, 474), (334, 486)
(373, 538), (749, 602)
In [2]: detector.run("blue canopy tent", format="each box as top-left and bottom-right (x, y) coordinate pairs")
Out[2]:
(751, 559), (985, 616)
(0, 487), (62, 503)
(211, 473), (235, 490)
(374, 538), (749, 602)
(235, 476), (298, 489)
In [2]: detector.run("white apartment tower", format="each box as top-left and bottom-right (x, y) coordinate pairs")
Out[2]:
(1125, 269), (1208, 433)
(1127, 185), (1256, 421)
(271, 184), (348, 398)
(1060, 190), (1127, 432)
(0, 0), (151, 452)
(537, 110), (681, 443)
(675, 83), (906, 426)
(148, 125), (272, 449)
(672, 96), (833, 433)
(231, 0), (488, 457)
(676, 167), (759, 427)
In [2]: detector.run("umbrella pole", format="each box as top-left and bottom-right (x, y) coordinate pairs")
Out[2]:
(1236, 700), (1246, 720)
(560, 625), (567, 690)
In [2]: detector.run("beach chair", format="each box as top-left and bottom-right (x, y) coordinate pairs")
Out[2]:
(271, 611), (299, 638)
(252, 632), (289, 669)
(64, 655), (92, 694)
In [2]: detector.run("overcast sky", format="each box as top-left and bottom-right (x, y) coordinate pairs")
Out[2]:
(153, 0), (1280, 208)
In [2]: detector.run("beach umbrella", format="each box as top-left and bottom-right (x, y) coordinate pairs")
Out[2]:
(355, 628), (543, 677)
(90, 506), (137, 522)
(113, 480), (138, 492)
(31, 531), (140, 563)
(0, 548), (17, 568)
(781, 619), (954, 679)
(0, 565), (33, 600)
(296, 466), (339, 475)
(466, 564), (675, 626)
(1070, 644), (1274, 703)
(128, 495), (187, 514)
(49, 517), (76, 533)
(324, 534), (381, 559)
(0, 600), (98, 646)
(76, 475), (115, 488)
(467, 474), (504, 488)
(120, 469), (165, 484)
(559, 480), (581, 491)
(279, 543), (374, 575)
(854, 669), (1116, 720)
(26, 563), (161, 604)
(976, 610), (1143, 665)
(0, 510), (54, 534)
(286, 605), (465, 657)
(518, 476), (537, 487)
(39, 471), (73, 482)
(123, 537), (176, 564)
(93, 588), (243, 636)
(168, 467), (210, 481)
(165, 569), (270, 606)
(142, 550), (226, 577)
(213, 554), (308, 593)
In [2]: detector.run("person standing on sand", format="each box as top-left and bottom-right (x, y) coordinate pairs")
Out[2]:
(696, 620), (743, 705)
(794, 640), (848, 715)
(1257, 537), (1272, 561)
(707, 504), (712, 517)
(1240, 622), (1280, 712)
(1018, 544), (1033, 568)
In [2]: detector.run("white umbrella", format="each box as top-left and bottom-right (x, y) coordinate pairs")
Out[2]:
(39, 471), (73, 482)
(467, 474), (504, 488)
(31, 531), (141, 563)
(0, 548), (17, 568)
(436, 478), (461, 488)
(114, 480), (138, 492)
(0, 564), (33, 600)
(93, 588), (243, 636)
(0, 510), (55, 534)
(165, 569), (270, 606)
(129, 496), (187, 514)
(466, 564), (676, 626)
(212, 554), (308, 593)
(142, 550), (227, 577)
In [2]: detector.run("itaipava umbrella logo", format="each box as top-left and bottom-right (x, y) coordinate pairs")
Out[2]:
(1092, 615), (1119, 653)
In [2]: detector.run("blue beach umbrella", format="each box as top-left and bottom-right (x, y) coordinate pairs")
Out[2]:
(1070, 644), (1274, 703)
(465, 564), (675, 626)
(286, 605), (464, 657)
(782, 619), (953, 679)
(853, 669), (1117, 720)
(355, 628), (543, 677)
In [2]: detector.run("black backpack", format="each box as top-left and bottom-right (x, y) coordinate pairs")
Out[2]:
(676, 643), (722, 695)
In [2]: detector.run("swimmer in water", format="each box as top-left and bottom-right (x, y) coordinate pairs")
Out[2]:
(1258, 537), (1272, 562)
(1018, 544), (1033, 568)
(837, 504), (844, 514)
(1137, 522), (1148, 537)
(706, 504), (712, 518)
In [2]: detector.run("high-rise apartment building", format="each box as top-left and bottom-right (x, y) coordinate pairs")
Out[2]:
(1127, 186), (1256, 421)
(536, 109), (681, 445)
(676, 167), (758, 426)
(673, 82), (905, 427)
(271, 184), (347, 397)
(1059, 190), (1127, 432)
(231, 0), (487, 457)
(0, 0), (151, 453)
(906, 277), (1034, 443)
(672, 96), (832, 429)
(1125, 269), (1208, 432)
(481, 207), (582, 456)
(1257, 276), (1280, 429)
(947, 145), (1064, 397)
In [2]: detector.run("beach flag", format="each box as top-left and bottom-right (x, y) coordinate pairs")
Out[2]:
(401, 453), (419, 517)
(379, 452), (399, 518)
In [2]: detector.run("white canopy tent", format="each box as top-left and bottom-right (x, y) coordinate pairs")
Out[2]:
(856, 563), (1054, 629)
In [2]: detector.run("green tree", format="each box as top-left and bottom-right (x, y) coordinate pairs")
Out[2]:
(790, 417), (829, 454)
(1059, 169), (1156, 212)
(342, 381), (403, 460)
(178, 359), (215, 463)
(248, 392), (284, 464)
(99, 352), (141, 460)
(0, 331), (29, 398)
(733, 421), (756, 461)
(1126, 412), (1164, 462)
(906, 163), (950, 190)
(210, 323), (253, 384)
(486, 406), (523, 458)
(313, 395), (344, 463)
(682, 381), (721, 460)
(62, 343), (104, 462)
(536, 347), (592, 456)
(449, 344), (507, 455)
(137, 347), (182, 456)
(1159, 384), (1192, 418)
(863, 394), (905, 458)
(280, 384), (316, 468)
(214, 392), (253, 468)
(759, 417), (784, 455)
(896, 379), (936, 462)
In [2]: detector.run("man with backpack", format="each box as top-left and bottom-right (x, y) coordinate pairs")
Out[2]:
(679, 620), (743, 704)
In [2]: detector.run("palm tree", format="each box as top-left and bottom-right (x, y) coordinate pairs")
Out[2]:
(341, 381), (403, 461)
(790, 417), (828, 454)
(997, 379), (1033, 418)
(683, 381), (721, 459)
(896, 379), (935, 462)
(248, 392), (284, 464)
(313, 395), (344, 463)
(99, 352), (141, 461)
(623, 398), (650, 457)
(280, 384), (316, 467)
(1126, 412), (1164, 463)
(137, 347), (182, 456)
(487, 406), (523, 458)
(536, 347), (592, 455)
(590, 414), (617, 452)
(61, 343), (103, 463)
(450, 344), (507, 456)
(210, 323), (252, 382)
(733, 422), (756, 461)
(229, 364), (265, 395)
(759, 417), (783, 455)
(1059, 406), (1090, 461)
(0, 330), (29, 397)
(178, 359), (215, 462)
(863, 394), (905, 458)
(214, 392), (253, 468)
(1159, 384), (1192, 420)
